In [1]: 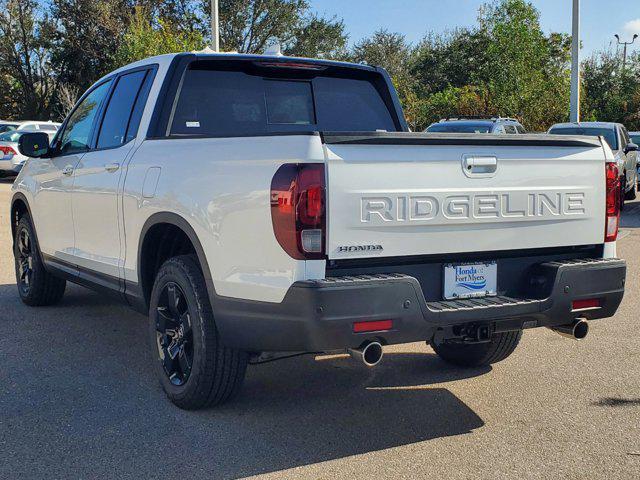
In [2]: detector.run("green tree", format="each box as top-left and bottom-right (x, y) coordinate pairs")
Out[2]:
(476, 0), (571, 130)
(582, 49), (640, 130)
(114, 6), (206, 65)
(201, 0), (347, 57)
(0, 0), (58, 118)
(50, 0), (135, 92)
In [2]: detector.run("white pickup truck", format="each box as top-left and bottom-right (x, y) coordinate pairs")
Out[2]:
(11, 53), (626, 410)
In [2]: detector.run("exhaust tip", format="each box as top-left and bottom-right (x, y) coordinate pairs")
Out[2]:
(549, 319), (589, 340)
(362, 342), (383, 367)
(573, 319), (589, 340)
(348, 341), (384, 367)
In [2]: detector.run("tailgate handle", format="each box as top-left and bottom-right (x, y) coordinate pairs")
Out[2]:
(462, 155), (498, 177)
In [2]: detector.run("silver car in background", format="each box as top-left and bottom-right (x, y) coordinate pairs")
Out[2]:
(549, 122), (639, 208)
(0, 129), (57, 177)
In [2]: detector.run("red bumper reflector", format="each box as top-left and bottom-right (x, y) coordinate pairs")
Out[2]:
(572, 298), (601, 310)
(353, 320), (393, 333)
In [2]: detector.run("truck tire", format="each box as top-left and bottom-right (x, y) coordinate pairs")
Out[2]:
(149, 255), (248, 410)
(431, 330), (522, 367)
(625, 176), (637, 200)
(13, 216), (66, 306)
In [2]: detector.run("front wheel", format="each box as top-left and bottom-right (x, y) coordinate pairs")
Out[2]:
(149, 255), (248, 410)
(431, 330), (522, 367)
(625, 176), (637, 200)
(13, 216), (66, 306)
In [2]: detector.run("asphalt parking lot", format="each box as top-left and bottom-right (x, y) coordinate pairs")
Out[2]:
(1, 177), (639, 480)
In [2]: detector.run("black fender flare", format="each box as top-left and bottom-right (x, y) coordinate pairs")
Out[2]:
(136, 212), (217, 310)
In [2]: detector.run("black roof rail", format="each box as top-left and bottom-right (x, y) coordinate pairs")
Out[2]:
(438, 115), (521, 123)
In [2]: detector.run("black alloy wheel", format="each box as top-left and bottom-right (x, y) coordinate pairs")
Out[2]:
(16, 228), (34, 296)
(155, 282), (194, 386)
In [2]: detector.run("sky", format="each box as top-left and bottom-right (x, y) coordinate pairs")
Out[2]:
(309, 0), (640, 58)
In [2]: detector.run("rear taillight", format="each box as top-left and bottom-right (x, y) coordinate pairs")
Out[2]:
(0, 145), (16, 157)
(605, 162), (620, 242)
(271, 163), (326, 260)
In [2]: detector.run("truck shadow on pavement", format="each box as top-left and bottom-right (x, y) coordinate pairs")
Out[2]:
(621, 199), (640, 229)
(0, 282), (486, 479)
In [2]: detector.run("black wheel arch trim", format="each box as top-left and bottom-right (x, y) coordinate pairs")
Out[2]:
(9, 192), (43, 256)
(135, 212), (217, 313)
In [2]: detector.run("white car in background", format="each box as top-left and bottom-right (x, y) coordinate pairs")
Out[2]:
(16, 121), (61, 134)
(0, 129), (57, 177)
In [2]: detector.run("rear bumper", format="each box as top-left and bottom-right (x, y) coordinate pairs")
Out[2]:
(214, 257), (626, 352)
(0, 159), (22, 173)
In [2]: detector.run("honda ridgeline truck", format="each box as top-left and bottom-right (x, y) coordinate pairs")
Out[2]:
(11, 53), (626, 409)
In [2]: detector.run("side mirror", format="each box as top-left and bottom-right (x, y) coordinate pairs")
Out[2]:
(18, 132), (50, 158)
(625, 142), (639, 154)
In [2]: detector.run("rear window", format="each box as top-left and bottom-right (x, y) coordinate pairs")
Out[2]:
(169, 64), (397, 136)
(549, 127), (618, 150)
(426, 122), (492, 134)
(39, 124), (58, 132)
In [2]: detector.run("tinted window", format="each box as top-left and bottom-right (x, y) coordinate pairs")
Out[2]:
(504, 125), (517, 134)
(0, 124), (17, 133)
(630, 134), (640, 145)
(549, 127), (618, 150)
(621, 127), (630, 146)
(125, 70), (154, 143)
(97, 71), (147, 149)
(57, 81), (112, 155)
(516, 125), (526, 134)
(170, 67), (396, 136)
(264, 80), (315, 125)
(426, 122), (492, 133)
(0, 131), (24, 142)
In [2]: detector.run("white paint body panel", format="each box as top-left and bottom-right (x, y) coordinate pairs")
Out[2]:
(122, 134), (326, 302)
(325, 144), (607, 260)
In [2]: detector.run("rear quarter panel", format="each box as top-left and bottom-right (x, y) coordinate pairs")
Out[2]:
(122, 134), (326, 303)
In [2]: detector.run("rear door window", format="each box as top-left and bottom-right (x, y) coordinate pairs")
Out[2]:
(97, 70), (148, 149)
(169, 65), (397, 136)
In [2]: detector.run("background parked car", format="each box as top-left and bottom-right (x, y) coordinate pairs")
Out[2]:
(16, 121), (61, 134)
(0, 122), (19, 134)
(548, 122), (639, 208)
(425, 116), (526, 134)
(0, 129), (56, 178)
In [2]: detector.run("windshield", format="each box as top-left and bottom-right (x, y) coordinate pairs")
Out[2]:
(426, 122), (492, 133)
(549, 127), (618, 150)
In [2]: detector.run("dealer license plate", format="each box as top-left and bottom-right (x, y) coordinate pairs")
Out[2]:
(443, 262), (497, 300)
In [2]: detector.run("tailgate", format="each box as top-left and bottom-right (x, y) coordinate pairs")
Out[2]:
(323, 133), (607, 260)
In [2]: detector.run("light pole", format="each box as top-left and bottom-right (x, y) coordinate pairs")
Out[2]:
(569, 0), (580, 123)
(211, 0), (219, 52)
(614, 34), (638, 70)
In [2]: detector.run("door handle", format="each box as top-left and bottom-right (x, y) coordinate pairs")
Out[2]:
(62, 165), (74, 176)
(105, 163), (120, 173)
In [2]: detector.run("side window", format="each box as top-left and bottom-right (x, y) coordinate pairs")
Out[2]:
(124, 70), (155, 143)
(57, 81), (112, 155)
(516, 125), (526, 134)
(97, 70), (148, 149)
(504, 125), (517, 134)
(621, 127), (630, 146)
